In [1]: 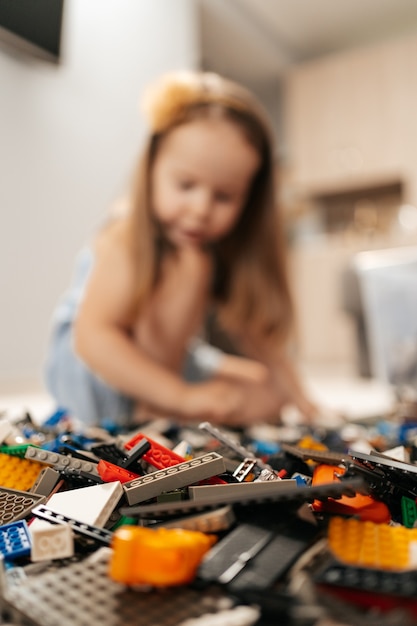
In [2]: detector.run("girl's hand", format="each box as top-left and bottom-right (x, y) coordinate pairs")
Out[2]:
(182, 378), (284, 427)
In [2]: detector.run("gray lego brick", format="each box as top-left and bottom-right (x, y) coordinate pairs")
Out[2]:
(24, 446), (100, 477)
(123, 452), (226, 505)
(188, 480), (297, 502)
(0, 488), (45, 526)
(29, 467), (61, 497)
(121, 476), (368, 519)
(198, 422), (272, 471)
(0, 550), (235, 626)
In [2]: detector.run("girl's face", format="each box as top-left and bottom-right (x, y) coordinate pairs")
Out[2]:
(150, 117), (260, 247)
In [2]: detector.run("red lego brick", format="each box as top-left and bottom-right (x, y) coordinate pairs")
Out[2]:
(124, 434), (185, 470)
(97, 460), (140, 484)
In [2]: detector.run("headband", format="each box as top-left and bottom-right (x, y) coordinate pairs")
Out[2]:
(141, 71), (257, 134)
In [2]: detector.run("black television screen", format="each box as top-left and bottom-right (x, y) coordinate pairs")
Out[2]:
(0, 0), (64, 63)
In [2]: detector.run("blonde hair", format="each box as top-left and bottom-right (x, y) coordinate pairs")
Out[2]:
(126, 71), (294, 346)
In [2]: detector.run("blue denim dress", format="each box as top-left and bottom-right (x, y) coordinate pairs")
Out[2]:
(44, 248), (223, 427)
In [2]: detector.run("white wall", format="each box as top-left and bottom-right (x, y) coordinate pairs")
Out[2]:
(0, 0), (199, 391)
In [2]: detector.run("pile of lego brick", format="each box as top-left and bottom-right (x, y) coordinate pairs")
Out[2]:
(0, 407), (417, 625)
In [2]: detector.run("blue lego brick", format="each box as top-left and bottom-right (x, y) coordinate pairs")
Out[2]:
(0, 520), (31, 560)
(42, 407), (69, 428)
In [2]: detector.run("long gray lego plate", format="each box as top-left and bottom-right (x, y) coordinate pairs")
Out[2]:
(121, 476), (368, 519)
(0, 550), (236, 626)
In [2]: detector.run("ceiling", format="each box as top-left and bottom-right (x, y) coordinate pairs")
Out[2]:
(199, 0), (417, 82)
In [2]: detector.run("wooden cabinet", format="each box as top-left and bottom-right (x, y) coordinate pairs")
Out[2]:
(283, 34), (417, 201)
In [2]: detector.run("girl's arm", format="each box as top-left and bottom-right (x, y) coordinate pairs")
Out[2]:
(73, 226), (280, 426)
(73, 228), (188, 416)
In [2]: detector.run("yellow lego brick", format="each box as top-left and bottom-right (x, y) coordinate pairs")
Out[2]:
(328, 516), (417, 571)
(0, 452), (44, 491)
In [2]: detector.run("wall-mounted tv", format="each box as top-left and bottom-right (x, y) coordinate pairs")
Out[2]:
(0, 0), (64, 63)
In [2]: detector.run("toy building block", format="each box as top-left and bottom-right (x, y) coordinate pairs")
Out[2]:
(197, 524), (272, 587)
(89, 442), (128, 466)
(255, 468), (283, 482)
(0, 520), (31, 560)
(0, 547), (234, 626)
(123, 452), (226, 506)
(24, 446), (100, 477)
(0, 452), (44, 491)
(198, 422), (272, 472)
(188, 480), (297, 503)
(31, 505), (113, 546)
(157, 489), (187, 503)
(380, 446), (410, 462)
(315, 555), (417, 619)
(281, 442), (348, 465)
(97, 459), (140, 484)
(124, 433), (185, 469)
(344, 450), (417, 516)
(0, 487), (45, 526)
(172, 440), (192, 458)
(401, 496), (417, 528)
(328, 516), (417, 571)
(349, 449), (417, 476)
(30, 481), (123, 530)
(232, 458), (258, 482)
(109, 525), (217, 586)
(0, 444), (37, 458)
(157, 506), (236, 533)
(196, 516), (318, 592)
(59, 467), (105, 487)
(29, 467), (61, 497)
(30, 522), (74, 562)
(311, 464), (391, 523)
(120, 439), (150, 471)
(0, 419), (14, 444)
(121, 476), (368, 520)
(57, 444), (102, 464)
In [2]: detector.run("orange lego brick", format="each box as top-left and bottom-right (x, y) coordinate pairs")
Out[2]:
(0, 452), (43, 491)
(312, 463), (391, 523)
(328, 516), (417, 571)
(109, 525), (217, 586)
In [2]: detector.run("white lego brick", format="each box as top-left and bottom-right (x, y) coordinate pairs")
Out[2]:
(0, 420), (13, 444)
(172, 440), (191, 457)
(382, 446), (410, 463)
(30, 521), (74, 561)
(30, 481), (123, 532)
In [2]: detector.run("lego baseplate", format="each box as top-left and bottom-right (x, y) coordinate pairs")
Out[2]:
(0, 549), (245, 626)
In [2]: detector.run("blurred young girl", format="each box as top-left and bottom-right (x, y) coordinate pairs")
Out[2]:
(45, 70), (317, 428)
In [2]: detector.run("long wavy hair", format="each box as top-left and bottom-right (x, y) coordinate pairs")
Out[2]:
(124, 71), (294, 347)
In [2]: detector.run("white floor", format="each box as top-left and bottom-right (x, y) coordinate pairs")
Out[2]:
(0, 388), (56, 426)
(305, 370), (396, 422)
(0, 370), (397, 429)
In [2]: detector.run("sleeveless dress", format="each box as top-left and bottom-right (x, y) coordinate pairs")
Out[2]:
(44, 247), (224, 427)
